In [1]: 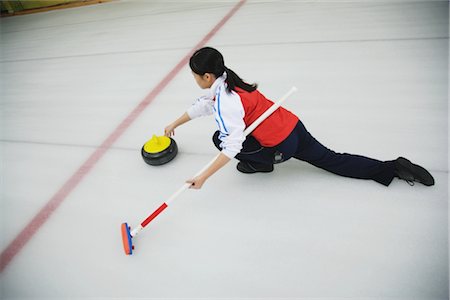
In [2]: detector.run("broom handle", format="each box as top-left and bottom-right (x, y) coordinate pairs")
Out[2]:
(130, 86), (298, 237)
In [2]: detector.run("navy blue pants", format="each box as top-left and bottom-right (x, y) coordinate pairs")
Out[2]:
(213, 120), (396, 186)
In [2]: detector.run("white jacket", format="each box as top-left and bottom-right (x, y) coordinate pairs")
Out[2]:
(187, 73), (246, 159)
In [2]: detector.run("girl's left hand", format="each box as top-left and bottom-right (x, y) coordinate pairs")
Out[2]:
(186, 176), (207, 189)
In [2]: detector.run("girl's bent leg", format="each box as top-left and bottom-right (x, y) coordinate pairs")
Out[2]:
(293, 121), (396, 186)
(212, 131), (274, 172)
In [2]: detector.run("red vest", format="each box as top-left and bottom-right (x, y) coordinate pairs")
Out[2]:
(235, 88), (298, 147)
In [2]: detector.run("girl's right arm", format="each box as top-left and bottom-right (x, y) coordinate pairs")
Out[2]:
(164, 112), (191, 137)
(165, 95), (214, 137)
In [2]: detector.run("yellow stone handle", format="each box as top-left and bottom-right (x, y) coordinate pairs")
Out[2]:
(143, 135), (171, 154)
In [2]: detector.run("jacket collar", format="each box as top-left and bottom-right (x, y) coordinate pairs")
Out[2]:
(209, 72), (227, 98)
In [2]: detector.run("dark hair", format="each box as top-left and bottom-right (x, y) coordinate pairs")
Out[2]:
(189, 47), (257, 93)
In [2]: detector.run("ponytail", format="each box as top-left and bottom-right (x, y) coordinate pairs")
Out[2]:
(189, 47), (257, 93)
(224, 67), (257, 93)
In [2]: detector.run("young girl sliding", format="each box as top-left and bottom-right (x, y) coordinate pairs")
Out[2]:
(164, 47), (434, 189)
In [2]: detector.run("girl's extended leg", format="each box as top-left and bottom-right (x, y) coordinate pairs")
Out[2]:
(292, 121), (396, 186)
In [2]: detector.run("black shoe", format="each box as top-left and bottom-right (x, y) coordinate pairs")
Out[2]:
(395, 157), (434, 186)
(236, 161), (274, 174)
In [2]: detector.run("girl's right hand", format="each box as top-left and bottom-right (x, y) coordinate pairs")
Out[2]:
(164, 123), (176, 137)
(164, 112), (191, 137)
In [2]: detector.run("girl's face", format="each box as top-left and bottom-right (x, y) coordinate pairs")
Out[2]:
(192, 72), (216, 89)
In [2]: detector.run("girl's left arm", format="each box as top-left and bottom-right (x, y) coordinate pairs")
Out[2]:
(186, 153), (231, 189)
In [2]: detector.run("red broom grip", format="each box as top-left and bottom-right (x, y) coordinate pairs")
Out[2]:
(141, 203), (168, 228)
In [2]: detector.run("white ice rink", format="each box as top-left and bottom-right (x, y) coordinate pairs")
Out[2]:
(0, 0), (448, 299)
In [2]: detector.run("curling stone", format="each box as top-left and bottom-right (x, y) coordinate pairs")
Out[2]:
(141, 135), (178, 166)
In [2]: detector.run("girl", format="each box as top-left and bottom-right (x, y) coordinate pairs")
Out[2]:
(164, 47), (434, 189)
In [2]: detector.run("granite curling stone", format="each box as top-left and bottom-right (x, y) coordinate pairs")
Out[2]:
(141, 135), (178, 166)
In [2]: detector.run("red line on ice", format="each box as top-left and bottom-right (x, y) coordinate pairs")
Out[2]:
(0, 0), (246, 273)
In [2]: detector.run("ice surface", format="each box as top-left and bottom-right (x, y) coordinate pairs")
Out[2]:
(0, 0), (448, 299)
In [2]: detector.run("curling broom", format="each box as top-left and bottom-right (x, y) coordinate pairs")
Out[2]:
(121, 86), (298, 255)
